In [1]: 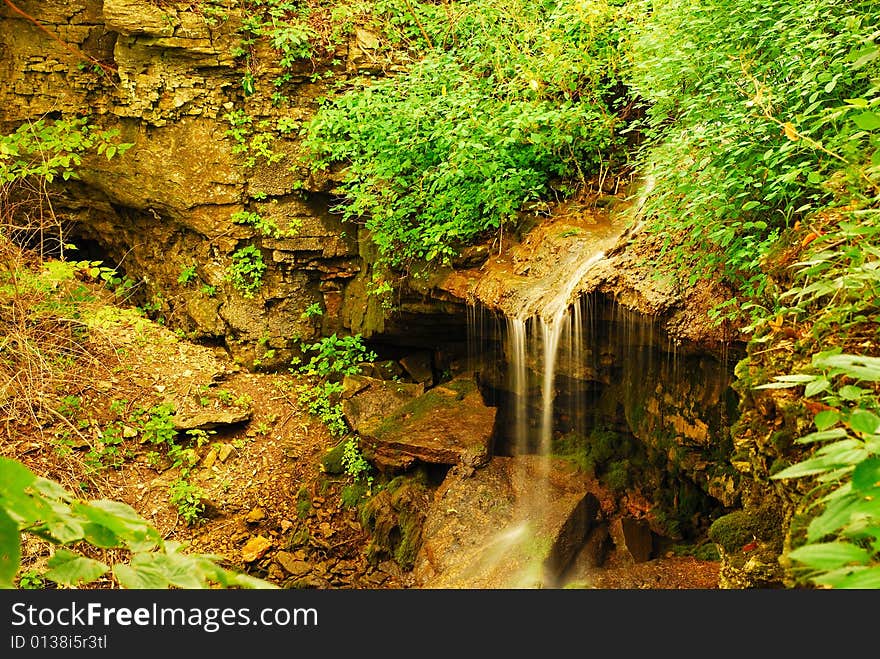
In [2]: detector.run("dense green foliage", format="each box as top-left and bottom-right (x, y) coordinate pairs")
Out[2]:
(305, 0), (631, 266)
(627, 0), (879, 304)
(754, 210), (880, 587)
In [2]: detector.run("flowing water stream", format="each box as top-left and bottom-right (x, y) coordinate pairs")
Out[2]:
(438, 185), (736, 588)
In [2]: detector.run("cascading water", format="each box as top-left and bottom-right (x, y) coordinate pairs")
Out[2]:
(418, 181), (736, 588)
(491, 251), (609, 586)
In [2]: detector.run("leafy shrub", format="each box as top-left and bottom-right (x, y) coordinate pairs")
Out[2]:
(627, 0), (880, 306)
(304, 0), (631, 267)
(227, 244), (267, 298)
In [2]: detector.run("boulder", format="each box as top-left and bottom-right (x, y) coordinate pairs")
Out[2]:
(359, 377), (495, 470)
(341, 375), (424, 434)
(413, 456), (600, 588)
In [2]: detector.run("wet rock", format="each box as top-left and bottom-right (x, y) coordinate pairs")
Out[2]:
(359, 360), (405, 381)
(610, 517), (654, 563)
(245, 507), (266, 524)
(217, 443), (234, 462)
(275, 552), (311, 578)
(413, 456), (600, 588)
(359, 377), (496, 470)
(104, 0), (174, 36)
(201, 447), (218, 468)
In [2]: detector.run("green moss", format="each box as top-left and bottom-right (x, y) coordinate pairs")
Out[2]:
(359, 476), (431, 570)
(296, 486), (312, 519)
(320, 439), (347, 475)
(768, 457), (790, 477)
(708, 504), (784, 554)
(373, 379), (475, 437)
(671, 542), (720, 561)
(340, 482), (369, 508)
(602, 459), (631, 492)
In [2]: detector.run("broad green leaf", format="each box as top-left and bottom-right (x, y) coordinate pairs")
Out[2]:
(849, 409), (880, 436)
(75, 500), (160, 551)
(787, 541), (871, 570)
(813, 354), (880, 381)
(853, 111), (880, 131)
(113, 562), (168, 589)
(838, 385), (866, 401)
(804, 378), (831, 398)
(0, 507), (20, 589)
(812, 566), (880, 589)
(853, 458), (880, 493)
(81, 522), (120, 549)
(771, 454), (844, 479)
(129, 551), (207, 589)
(755, 381), (802, 390)
(774, 374), (817, 383)
(0, 458), (51, 524)
(44, 549), (108, 587)
(814, 409), (840, 431)
(807, 492), (860, 542)
(795, 428), (848, 445)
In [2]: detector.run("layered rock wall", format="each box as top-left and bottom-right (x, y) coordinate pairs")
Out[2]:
(0, 0), (371, 366)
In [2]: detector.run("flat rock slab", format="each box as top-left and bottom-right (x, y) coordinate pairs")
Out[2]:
(341, 375), (424, 434)
(413, 456), (599, 588)
(359, 377), (496, 470)
(173, 407), (251, 432)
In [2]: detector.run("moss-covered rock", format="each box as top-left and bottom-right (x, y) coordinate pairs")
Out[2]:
(359, 474), (432, 570)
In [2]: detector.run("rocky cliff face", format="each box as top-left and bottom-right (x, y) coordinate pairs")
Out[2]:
(0, 0), (386, 367)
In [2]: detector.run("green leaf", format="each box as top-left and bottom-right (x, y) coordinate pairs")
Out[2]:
(795, 428), (848, 445)
(74, 500), (160, 552)
(113, 561), (168, 589)
(838, 385), (866, 401)
(848, 409), (880, 436)
(852, 458), (880, 493)
(806, 492), (860, 542)
(0, 457), (50, 524)
(787, 541), (871, 570)
(815, 354), (880, 381)
(813, 566), (880, 589)
(0, 507), (21, 589)
(126, 552), (207, 589)
(853, 111), (880, 131)
(814, 409), (840, 431)
(44, 549), (108, 587)
(804, 378), (831, 398)
(771, 454), (842, 479)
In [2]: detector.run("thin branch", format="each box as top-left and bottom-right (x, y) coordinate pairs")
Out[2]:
(401, 0), (434, 50)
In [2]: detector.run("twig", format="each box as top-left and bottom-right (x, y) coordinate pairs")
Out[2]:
(401, 0), (433, 49)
